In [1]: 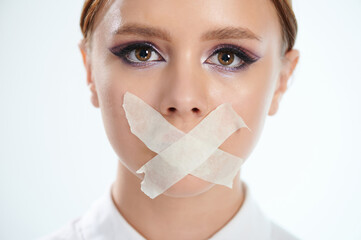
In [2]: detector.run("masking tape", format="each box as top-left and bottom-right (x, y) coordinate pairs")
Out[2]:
(122, 92), (250, 199)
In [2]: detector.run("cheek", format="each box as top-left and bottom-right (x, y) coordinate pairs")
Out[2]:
(93, 66), (159, 172)
(218, 60), (278, 160)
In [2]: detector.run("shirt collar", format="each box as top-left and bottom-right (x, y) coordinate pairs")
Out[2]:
(209, 181), (272, 239)
(79, 184), (146, 240)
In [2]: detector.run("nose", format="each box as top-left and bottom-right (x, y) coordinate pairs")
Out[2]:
(159, 57), (209, 124)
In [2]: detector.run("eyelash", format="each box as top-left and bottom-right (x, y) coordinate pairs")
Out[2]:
(109, 42), (259, 72)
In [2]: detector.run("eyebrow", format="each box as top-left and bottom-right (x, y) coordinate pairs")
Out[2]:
(112, 23), (262, 42)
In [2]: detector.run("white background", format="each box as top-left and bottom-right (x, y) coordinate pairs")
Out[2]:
(1, 0), (361, 239)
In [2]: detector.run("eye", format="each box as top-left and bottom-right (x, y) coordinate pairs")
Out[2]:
(205, 45), (259, 71)
(128, 46), (162, 62)
(109, 42), (164, 65)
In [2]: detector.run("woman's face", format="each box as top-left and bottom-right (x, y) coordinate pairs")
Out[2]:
(81, 0), (295, 197)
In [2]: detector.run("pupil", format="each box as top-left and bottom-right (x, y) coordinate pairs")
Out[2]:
(221, 53), (231, 62)
(139, 49), (149, 59)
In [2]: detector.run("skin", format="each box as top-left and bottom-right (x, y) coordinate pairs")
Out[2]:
(79, 0), (299, 239)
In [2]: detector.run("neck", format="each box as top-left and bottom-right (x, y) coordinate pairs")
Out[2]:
(111, 161), (245, 240)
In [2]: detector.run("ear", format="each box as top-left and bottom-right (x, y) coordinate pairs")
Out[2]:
(78, 40), (100, 108)
(268, 49), (300, 116)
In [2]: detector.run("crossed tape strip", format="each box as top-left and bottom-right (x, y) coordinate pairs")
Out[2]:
(123, 92), (250, 199)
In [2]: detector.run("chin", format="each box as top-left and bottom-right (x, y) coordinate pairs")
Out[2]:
(162, 174), (216, 198)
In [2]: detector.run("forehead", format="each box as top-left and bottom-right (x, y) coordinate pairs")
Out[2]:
(93, 0), (281, 47)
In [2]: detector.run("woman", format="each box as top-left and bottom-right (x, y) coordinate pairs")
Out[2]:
(42, 0), (300, 239)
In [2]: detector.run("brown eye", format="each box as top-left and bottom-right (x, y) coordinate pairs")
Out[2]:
(135, 47), (152, 61)
(217, 51), (235, 65)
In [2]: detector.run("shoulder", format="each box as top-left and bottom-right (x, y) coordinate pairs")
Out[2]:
(269, 221), (300, 240)
(38, 218), (84, 240)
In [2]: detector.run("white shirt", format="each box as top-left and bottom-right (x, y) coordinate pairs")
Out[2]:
(40, 182), (299, 240)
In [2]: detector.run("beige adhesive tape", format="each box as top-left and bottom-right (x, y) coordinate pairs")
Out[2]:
(123, 92), (250, 199)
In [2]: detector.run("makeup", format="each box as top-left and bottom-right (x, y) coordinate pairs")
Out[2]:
(109, 42), (260, 72)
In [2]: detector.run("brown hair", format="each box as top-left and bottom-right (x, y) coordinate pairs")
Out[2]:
(80, 0), (107, 42)
(80, 0), (297, 54)
(270, 0), (297, 53)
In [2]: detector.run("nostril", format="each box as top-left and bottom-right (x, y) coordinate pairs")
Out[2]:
(169, 107), (176, 112)
(192, 108), (200, 113)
